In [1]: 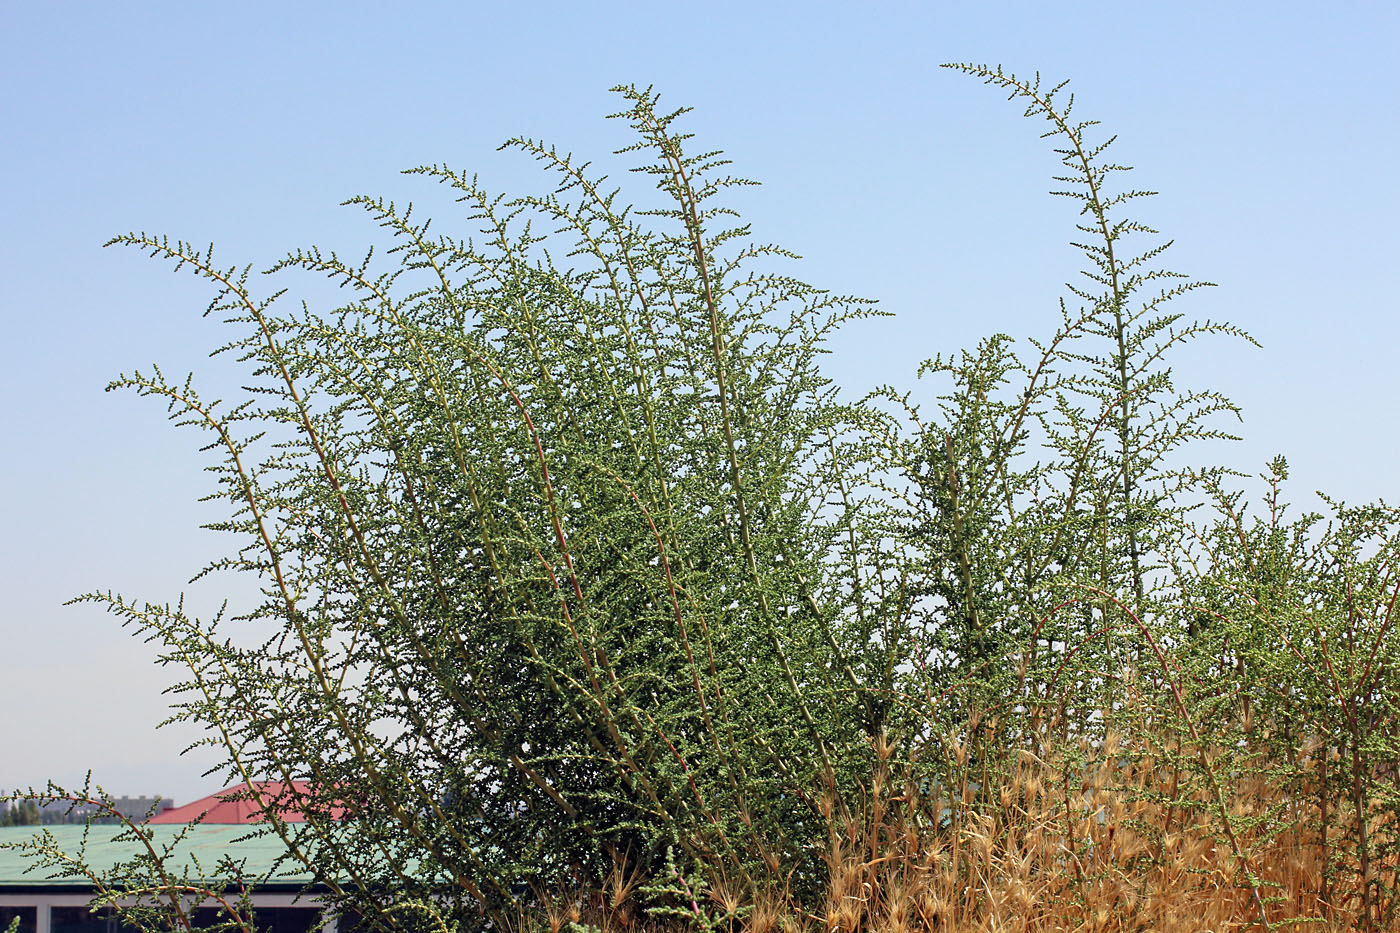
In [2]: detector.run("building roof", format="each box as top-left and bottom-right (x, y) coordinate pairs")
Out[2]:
(0, 825), (318, 891)
(148, 782), (346, 825)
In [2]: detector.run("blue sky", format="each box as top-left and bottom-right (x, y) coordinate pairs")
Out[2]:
(3, 2), (1396, 802)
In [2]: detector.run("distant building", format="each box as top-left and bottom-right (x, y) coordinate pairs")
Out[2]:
(0, 797), (174, 826)
(148, 782), (345, 826)
(0, 784), (345, 933)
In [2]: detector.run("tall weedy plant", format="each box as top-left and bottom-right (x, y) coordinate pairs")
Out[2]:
(75, 86), (885, 922)
(864, 65), (1256, 770)
(1184, 461), (1400, 930)
(8, 67), (1392, 933)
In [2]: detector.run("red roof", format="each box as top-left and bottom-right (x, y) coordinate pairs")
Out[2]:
(148, 781), (347, 824)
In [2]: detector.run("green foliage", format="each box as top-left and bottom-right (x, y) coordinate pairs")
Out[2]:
(1184, 458), (1400, 928)
(855, 64), (1258, 773)
(28, 68), (1396, 932)
(83, 84), (884, 920)
(0, 800), (40, 827)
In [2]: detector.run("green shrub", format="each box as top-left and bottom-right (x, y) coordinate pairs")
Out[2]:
(28, 67), (1394, 931)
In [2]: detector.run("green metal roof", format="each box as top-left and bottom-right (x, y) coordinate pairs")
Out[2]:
(0, 825), (317, 890)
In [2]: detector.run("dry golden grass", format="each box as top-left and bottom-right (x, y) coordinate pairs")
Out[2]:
(518, 717), (1396, 933)
(802, 730), (1338, 933)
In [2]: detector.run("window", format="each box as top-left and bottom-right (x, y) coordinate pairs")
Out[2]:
(191, 907), (321, 933)
(0, 906), (37, 933)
